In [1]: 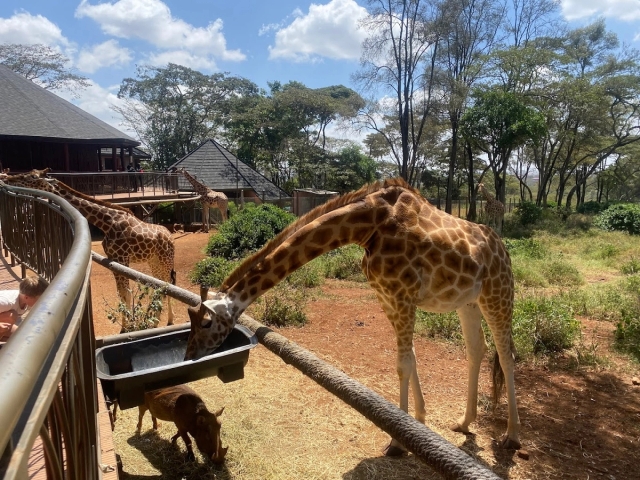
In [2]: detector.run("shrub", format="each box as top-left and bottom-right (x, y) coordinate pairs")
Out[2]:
(594, 204), (640, 235)
(206, 203), (296, 260)
(504, 238), (547, 259)
(320, 245), (366, 281)
(513, 295), (580, 357)
(577, 201), (609, 215)
(105, 283), (164, 333)
(286, 260), (324, 289)
(541, 260), (583, 286)
(252, 284), (308, 327)
(415, 310), (462, 342)
(513, 201), (543, 226)
(615, 310), (640, 361)
(620, 257), (640, 275)
(565, 213), (592, 231)
(190, 256), (238, 288)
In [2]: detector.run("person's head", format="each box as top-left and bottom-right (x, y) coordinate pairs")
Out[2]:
(18, 276), (49, 308)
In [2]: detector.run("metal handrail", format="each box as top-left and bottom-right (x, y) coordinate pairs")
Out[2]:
(0, 183), (97, 479)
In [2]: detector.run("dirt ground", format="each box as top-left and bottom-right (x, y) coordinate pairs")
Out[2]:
(91, 232), (640, 480)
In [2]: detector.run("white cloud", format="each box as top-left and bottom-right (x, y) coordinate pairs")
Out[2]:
(75, 0), (245, 69)
(268, 0), (368, 62)
(0, 11), (69, 46)
(146, 50), (216, 71)
(57, 80), (136, 137)
(560, 0), (640, 21)
(76, 40), (132, 73)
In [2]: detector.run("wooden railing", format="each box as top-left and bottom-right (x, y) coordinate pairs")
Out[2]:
(0, 182), (98, 479)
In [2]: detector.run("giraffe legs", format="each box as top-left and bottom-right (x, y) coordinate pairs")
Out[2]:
(201, 203), (210, 233)
(150, 260), (175, 326)
(452, 303), (486, 434)
(481, 307), (521, 449)
(379, 303), (425, 456)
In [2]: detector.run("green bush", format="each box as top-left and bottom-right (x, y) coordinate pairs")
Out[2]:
(541, 260), (583, 286)
(286, 260), (324, 288)
(577, 201), (609, 215)
(190, 256), (238, 288)
(415, 310), (462, 342)
(514, 201), (543, 226)
(621, 257), (640, 275)
(594, 204), (640, 235)
(206, 203), (296, 260)
(615, 310), (640, 361)
(105, 283), (165, 333)
(513, 295), (580, 357)
(504, 238), (547, 259)
(252, 284), (308, 327)
(320, 245), (366, 281)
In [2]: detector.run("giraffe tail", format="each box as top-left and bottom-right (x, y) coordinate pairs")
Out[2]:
(171, 269), (176, 285)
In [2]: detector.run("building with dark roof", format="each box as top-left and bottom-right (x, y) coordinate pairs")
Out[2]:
(0, 65), (139, 173)
(168, 138), (288, 202)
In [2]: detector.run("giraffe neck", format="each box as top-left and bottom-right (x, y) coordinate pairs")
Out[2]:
(224, 201), (377, 311)
(182, 170), (206, 193)
(50, 184), (125, 233)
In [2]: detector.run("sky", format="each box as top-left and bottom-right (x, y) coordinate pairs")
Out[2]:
(1, 0), (640, 141)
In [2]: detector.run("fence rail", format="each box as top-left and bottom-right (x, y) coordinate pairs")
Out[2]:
(0, 183), (98, 480)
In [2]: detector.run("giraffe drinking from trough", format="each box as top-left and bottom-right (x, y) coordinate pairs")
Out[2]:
(3, 169), (176, 329)
(179, 168), (228, 232)
(185, 178), (521, 452)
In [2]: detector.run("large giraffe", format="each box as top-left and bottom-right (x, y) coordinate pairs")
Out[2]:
(185, 178), (521, 452)
(180, 168), (228, 232)
(477, 183), (505, 234)
(3, 169), (176, 329)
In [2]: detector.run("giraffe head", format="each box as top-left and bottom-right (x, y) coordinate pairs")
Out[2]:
(184, 292), (238, 360)
(2, 169), (56, 191)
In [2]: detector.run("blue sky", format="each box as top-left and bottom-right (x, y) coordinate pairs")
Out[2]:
(1, 0), (639, 139)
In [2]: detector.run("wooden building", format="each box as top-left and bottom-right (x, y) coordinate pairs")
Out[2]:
(0, 65), (140, 173)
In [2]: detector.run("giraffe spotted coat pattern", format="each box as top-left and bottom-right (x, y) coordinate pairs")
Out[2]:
(3, 169), (176, 329)
(180, 168), (228, 232)
(477, 183), (505, 233)
(185, 178), (521, 451)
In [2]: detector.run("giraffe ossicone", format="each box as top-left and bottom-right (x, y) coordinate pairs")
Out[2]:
(185, 178), (521, 451)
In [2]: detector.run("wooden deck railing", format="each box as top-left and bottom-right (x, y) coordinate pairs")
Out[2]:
(0, 182), (98, 479)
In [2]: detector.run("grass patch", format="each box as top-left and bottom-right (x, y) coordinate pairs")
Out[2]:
(415, 310), (462, 342)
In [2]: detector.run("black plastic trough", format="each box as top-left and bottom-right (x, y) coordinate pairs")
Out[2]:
(96, 325), (258, 409)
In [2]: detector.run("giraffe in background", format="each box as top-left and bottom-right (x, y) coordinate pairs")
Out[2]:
(186, 178), (521, 453)
(179, 168), (228, 232)
(4, 169), (176, 330)
(477, 183), (505, 234)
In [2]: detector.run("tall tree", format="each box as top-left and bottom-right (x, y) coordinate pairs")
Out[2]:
(115, 64), (258, 170)
(353, 0), (440, 185)
(0, 43), (89, 95)
(461, 88), (546, 203)
(437, 0), (505, 213)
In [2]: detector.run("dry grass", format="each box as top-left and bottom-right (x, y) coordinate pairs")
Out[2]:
(113, 347), (442, 480)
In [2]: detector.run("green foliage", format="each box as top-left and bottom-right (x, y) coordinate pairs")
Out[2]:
(615, 307), (640, 361)
(105, 283), (164, 333)
(577, 201), (609, 214)
(504, 238), (547, 259)
(206, 203), (296, 260)
(189, 257), (238, 289)
(513, 201), (543, 226)
(252, 284), (308, 327)
(621, 257), (640, 275)
(512, 295), (580, 357)
(415, 310), (462, 342)
(286, 260), (324, 289)
(541, 260), (583, 286)
(594, 204), (640, 235)
(325, 145), (379, 193)
(319, 245), (366, 281)
(155, 202), (175, 224)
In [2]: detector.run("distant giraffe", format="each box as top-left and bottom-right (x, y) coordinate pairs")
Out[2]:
(179, 168), (228, 232)
(477, 183), (505, 234)
(4, 169), (176, 329)
(186, 178), (521, 453)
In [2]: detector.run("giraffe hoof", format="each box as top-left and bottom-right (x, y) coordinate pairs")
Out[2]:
(383, 442), (407, 457)
(499, 435), (521, 450)
(451, 423), (470, 434)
